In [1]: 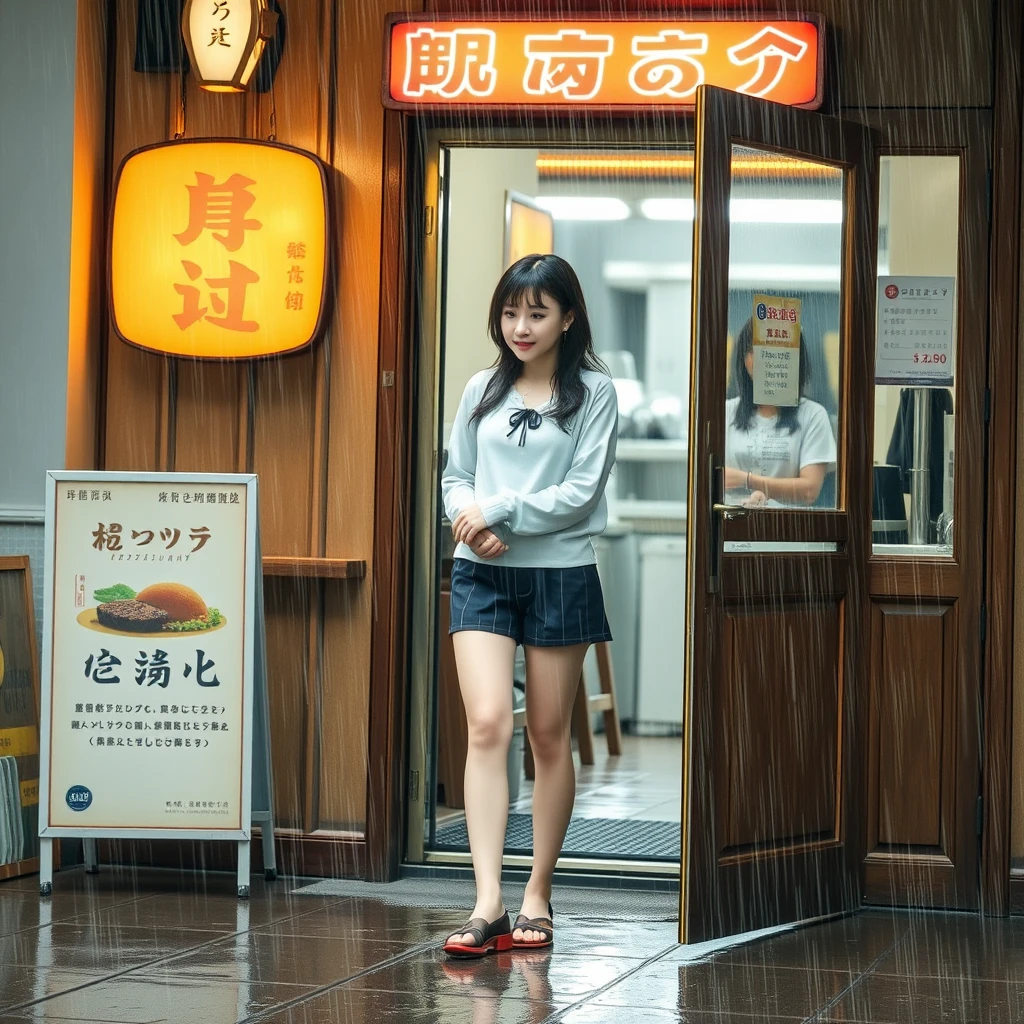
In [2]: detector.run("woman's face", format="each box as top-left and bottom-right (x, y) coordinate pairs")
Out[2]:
(743, 347), (754, 379)
(501, 291), (574, 366)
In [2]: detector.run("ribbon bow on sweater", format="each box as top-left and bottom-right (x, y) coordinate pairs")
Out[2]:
(507, 408), (543, 447)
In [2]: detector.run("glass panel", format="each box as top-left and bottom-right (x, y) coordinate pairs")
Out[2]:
(722, 146), (844, 544)
(435, 146), (694, 860)
(873, 156), (960, 556)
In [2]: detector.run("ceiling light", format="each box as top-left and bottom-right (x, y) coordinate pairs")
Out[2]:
(641, 198), (843, 224)
(640, 198), (694, 220)
(731, 199), (843, 223)
(534, 197), (630, 221)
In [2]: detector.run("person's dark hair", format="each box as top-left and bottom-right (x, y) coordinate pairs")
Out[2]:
(471, 254), (607, 430)
(730, 317), (810, 434)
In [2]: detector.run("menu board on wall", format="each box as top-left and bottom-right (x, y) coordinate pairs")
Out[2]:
(39, 473), (259, 840)
(0, 556), (41, 880)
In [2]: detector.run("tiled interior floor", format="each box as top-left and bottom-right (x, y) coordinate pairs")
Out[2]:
(436, 734), (682, 832)
(4, 866), (1024, 1022)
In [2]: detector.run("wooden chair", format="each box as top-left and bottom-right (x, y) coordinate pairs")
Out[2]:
(524, 641), (622, 779)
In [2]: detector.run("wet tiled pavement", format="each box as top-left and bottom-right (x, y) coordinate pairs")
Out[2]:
(2, 867), (1024, 1022)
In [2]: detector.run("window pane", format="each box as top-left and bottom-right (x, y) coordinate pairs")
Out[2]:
(722, 146), (843, 536)
(873, 156), (960, 556)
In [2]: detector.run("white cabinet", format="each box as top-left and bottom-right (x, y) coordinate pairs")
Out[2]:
(635, 536), (686, 733)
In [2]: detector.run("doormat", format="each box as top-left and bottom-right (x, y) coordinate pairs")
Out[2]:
(435, 813), (680, 861)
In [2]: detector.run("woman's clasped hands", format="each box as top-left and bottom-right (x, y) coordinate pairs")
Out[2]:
(452, 503), (508, 560)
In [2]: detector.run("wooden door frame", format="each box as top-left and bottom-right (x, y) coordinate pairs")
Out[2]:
(984, 0), (1024, 917)
(365, 107), (416, 880)
(379, 115), (705, 880)
(387, 116), (708, 876)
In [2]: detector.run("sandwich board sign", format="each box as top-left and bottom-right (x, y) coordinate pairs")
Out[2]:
(38, 472), (275, 898)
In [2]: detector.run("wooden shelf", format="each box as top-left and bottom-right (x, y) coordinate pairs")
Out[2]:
(262, 557), (366, 580)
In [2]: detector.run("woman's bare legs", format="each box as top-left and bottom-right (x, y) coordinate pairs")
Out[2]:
(450, 630), (517, 944)
(515, 642), (589, 942)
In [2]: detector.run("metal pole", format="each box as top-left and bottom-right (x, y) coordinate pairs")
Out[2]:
(909, 388), (931, 544)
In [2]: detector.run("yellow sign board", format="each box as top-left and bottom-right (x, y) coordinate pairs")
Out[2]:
(0, 725), (39, 758)
(752, 294), (802, 407)
(110, 140), (329, 360)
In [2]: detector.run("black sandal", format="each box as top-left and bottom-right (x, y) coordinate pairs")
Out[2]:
(443, 910), (514, 958)
(512, 902), (554, 950)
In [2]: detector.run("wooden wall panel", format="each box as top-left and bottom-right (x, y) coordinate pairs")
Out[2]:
(248, 0), (331, 561)
(96, 0), (379, 853)
(317, 0), (414, 831)
(246, 1), (333, 837)
(720, 604), (841, 851)
(252, 358), (317, 556)
(874, 604), (948, 848)
(263, 578), (311, 831)
(173, 364), (245, 473)
(65, 0), (109, 472)
(253, 0), (328, 154)
(103, 0), (175, 473)
(865, 599), (961, 905)
(319, 584), (370, 831)
(435, 0), (994, 108)
(986, 0), (1024, 914)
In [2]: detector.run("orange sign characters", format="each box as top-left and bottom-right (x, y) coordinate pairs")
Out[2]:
(110, 141), (329, 360)
(386, 18), (823, 110)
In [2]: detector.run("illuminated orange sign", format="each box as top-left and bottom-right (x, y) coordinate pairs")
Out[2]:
(109, 140), (329, 360)
(385, 17), (823, 111)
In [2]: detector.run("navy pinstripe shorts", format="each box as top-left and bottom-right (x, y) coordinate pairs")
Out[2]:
(449, 558), (613, 648)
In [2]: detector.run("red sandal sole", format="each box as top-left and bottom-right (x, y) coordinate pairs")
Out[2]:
(443, 932), (514, 958)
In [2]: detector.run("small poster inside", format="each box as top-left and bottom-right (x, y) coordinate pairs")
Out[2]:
(752, 295), (802, 407)
(875, 276), (955, 386)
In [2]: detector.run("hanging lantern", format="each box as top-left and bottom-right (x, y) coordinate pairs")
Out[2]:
(182, 0), (278, 93)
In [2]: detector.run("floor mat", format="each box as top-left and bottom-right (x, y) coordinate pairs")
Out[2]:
(434, 813), (680, 861)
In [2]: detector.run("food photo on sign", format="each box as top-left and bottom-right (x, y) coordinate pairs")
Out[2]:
(80, 581), (226, 637)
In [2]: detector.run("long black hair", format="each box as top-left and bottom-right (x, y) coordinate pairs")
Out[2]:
(730, 317), (810, 435)
(470, 254), (607, 430)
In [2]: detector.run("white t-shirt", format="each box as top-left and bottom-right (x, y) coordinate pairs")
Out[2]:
(724, 396), (836, 506)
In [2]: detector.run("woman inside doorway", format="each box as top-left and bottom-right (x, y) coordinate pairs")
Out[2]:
(724, 318), (837, 507)
(440, 255), (618, 958)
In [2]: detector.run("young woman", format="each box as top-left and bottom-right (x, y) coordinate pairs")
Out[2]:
(724, 318), (837, 507)
(440, 254), (617, 958)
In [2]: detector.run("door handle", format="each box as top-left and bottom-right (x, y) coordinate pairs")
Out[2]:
(708, 454), (751, 593)
(712, 502), (749, 521)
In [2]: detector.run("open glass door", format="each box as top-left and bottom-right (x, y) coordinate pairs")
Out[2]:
(682, 86), (878, 942)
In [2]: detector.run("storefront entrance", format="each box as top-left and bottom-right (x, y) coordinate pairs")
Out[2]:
(402, 85), (895, 942)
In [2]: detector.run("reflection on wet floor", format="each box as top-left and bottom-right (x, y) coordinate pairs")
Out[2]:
(3, 867), (1024, 1022)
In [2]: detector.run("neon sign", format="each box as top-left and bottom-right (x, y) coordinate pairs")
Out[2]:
(384, 17), (823, 111)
